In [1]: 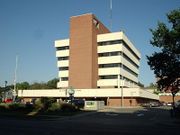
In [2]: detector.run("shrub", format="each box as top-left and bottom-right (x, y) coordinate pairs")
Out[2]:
(41, 97), (56, 111)
(60, 103), (77, 112)
(0, 103), (30, 112)
(34, 98), (44, 111)
(48, 102), (60, 112)
(34, 97), (57, 111)
(0, 103), (9, 111)
(8, 103), (24, 111)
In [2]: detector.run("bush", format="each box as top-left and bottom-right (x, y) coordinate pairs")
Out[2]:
(8, 103), (24, 111)
(33, 97), (57, 111)
(41, 97), (56, 111)
(60, 103), (77, 112)
(0, 103), (9, 111)
(34, 98), (44, 111)
(0, 103), (32, 113)
(48, 102), (60, 112)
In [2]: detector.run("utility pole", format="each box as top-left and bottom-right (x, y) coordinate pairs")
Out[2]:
(13, 55), (18, 101)
(109, 0), (112, 31)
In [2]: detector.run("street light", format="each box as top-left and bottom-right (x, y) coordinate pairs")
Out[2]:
(68, 87), (75, 105)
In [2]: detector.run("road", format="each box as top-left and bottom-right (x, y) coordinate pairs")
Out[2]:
(0, 107), (179, 135)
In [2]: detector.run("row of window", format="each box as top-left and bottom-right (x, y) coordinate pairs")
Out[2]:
(57, 56), (69, 61)
(98, 51), (121, 57)
(57, 52), (138, 69)
(60, 76), (137, 85)
(99, 63), (138, 77)
(98, 51), (139, 69)
(59, 67), (69, 71)
(98, 40), (140, 60)
(56, 46), (69, 50)
(123, 53), (139, 68)
(98, 40), (122, 46)
(99, 63), (121, 68)
(59, 64), (137, 77)
(98, 75), (137, 84)
(123, 65), (138, 77)
(99, 75), (118, 79)
(61, 77), (68, 81)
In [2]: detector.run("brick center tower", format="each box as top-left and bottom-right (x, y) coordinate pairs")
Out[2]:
(69, 14), (110, 88)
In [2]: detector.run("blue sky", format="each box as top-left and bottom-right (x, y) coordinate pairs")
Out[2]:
(0, 0), (179, 87)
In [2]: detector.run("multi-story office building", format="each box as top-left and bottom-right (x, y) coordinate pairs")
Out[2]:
(18, 14), (159, 107)
(55, 13), (140, 89)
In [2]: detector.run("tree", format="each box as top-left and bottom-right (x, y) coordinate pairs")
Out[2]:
(147, 9), (180, 108)
(47, 78), (59, 89)
(29, 78), (58, 89)
(145, 83), (157, 89)
(30, 82), (46, 89)
(17, 82), (30, 90)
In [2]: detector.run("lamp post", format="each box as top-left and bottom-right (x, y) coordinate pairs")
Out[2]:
(68, 87), (75, 105)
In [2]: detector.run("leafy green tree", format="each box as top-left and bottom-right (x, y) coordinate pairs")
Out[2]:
(30, 82), (45, 89)
(146, 83), (157, 89)
(147, 9), (180, 107)
(17, 82), (30, 90)
(47, 78), (59, 89)
(29, 78), (58, 89)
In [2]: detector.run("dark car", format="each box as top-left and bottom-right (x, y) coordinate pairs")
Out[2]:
(68, 99), (85, 108)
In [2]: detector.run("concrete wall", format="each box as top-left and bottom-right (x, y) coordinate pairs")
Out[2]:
(18, 88), (159, 100)
(107, 97), (148, 107)
(18, 88), (159, 107)
(84, 101), (105, 110)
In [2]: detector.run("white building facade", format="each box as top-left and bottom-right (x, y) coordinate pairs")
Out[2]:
(55, 32), (140, 88)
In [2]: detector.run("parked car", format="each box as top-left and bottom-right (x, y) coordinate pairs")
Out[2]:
(160, 101), (167, 106)
(67, 99), (85, 108)
(4, 98), (13, 103)
(167, 102), (172, 106)
(141, 102), (161, 107)
(149, 102), (161, 107)
(141, 103), (150, 107)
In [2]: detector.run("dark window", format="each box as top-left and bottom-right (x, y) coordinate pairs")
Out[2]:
(123, 53), (139, 68)
(99, 63), (121, 68)
(98, 51), (121, 57)
(98, 51), (139, 69)
(123, 65), (138, 77)
(98, 40), (122, 46)
(98, 40), (140, 60)
(57, 56), (69, 61)
(56, 46), (69, 50)
(123, 76), (137, 85)
(59, 67), (69, 71)
(61, 77), (68, 81)
(122, 41), (140, 60)
(99, 75), (118, 79)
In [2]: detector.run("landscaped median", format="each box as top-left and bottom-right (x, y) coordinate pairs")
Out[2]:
(0, 98), (83, 119)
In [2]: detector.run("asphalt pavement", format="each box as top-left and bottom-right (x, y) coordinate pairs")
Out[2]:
(0, 107), (179, 135)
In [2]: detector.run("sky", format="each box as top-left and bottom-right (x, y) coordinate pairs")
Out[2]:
(0, 0), (179, 87)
